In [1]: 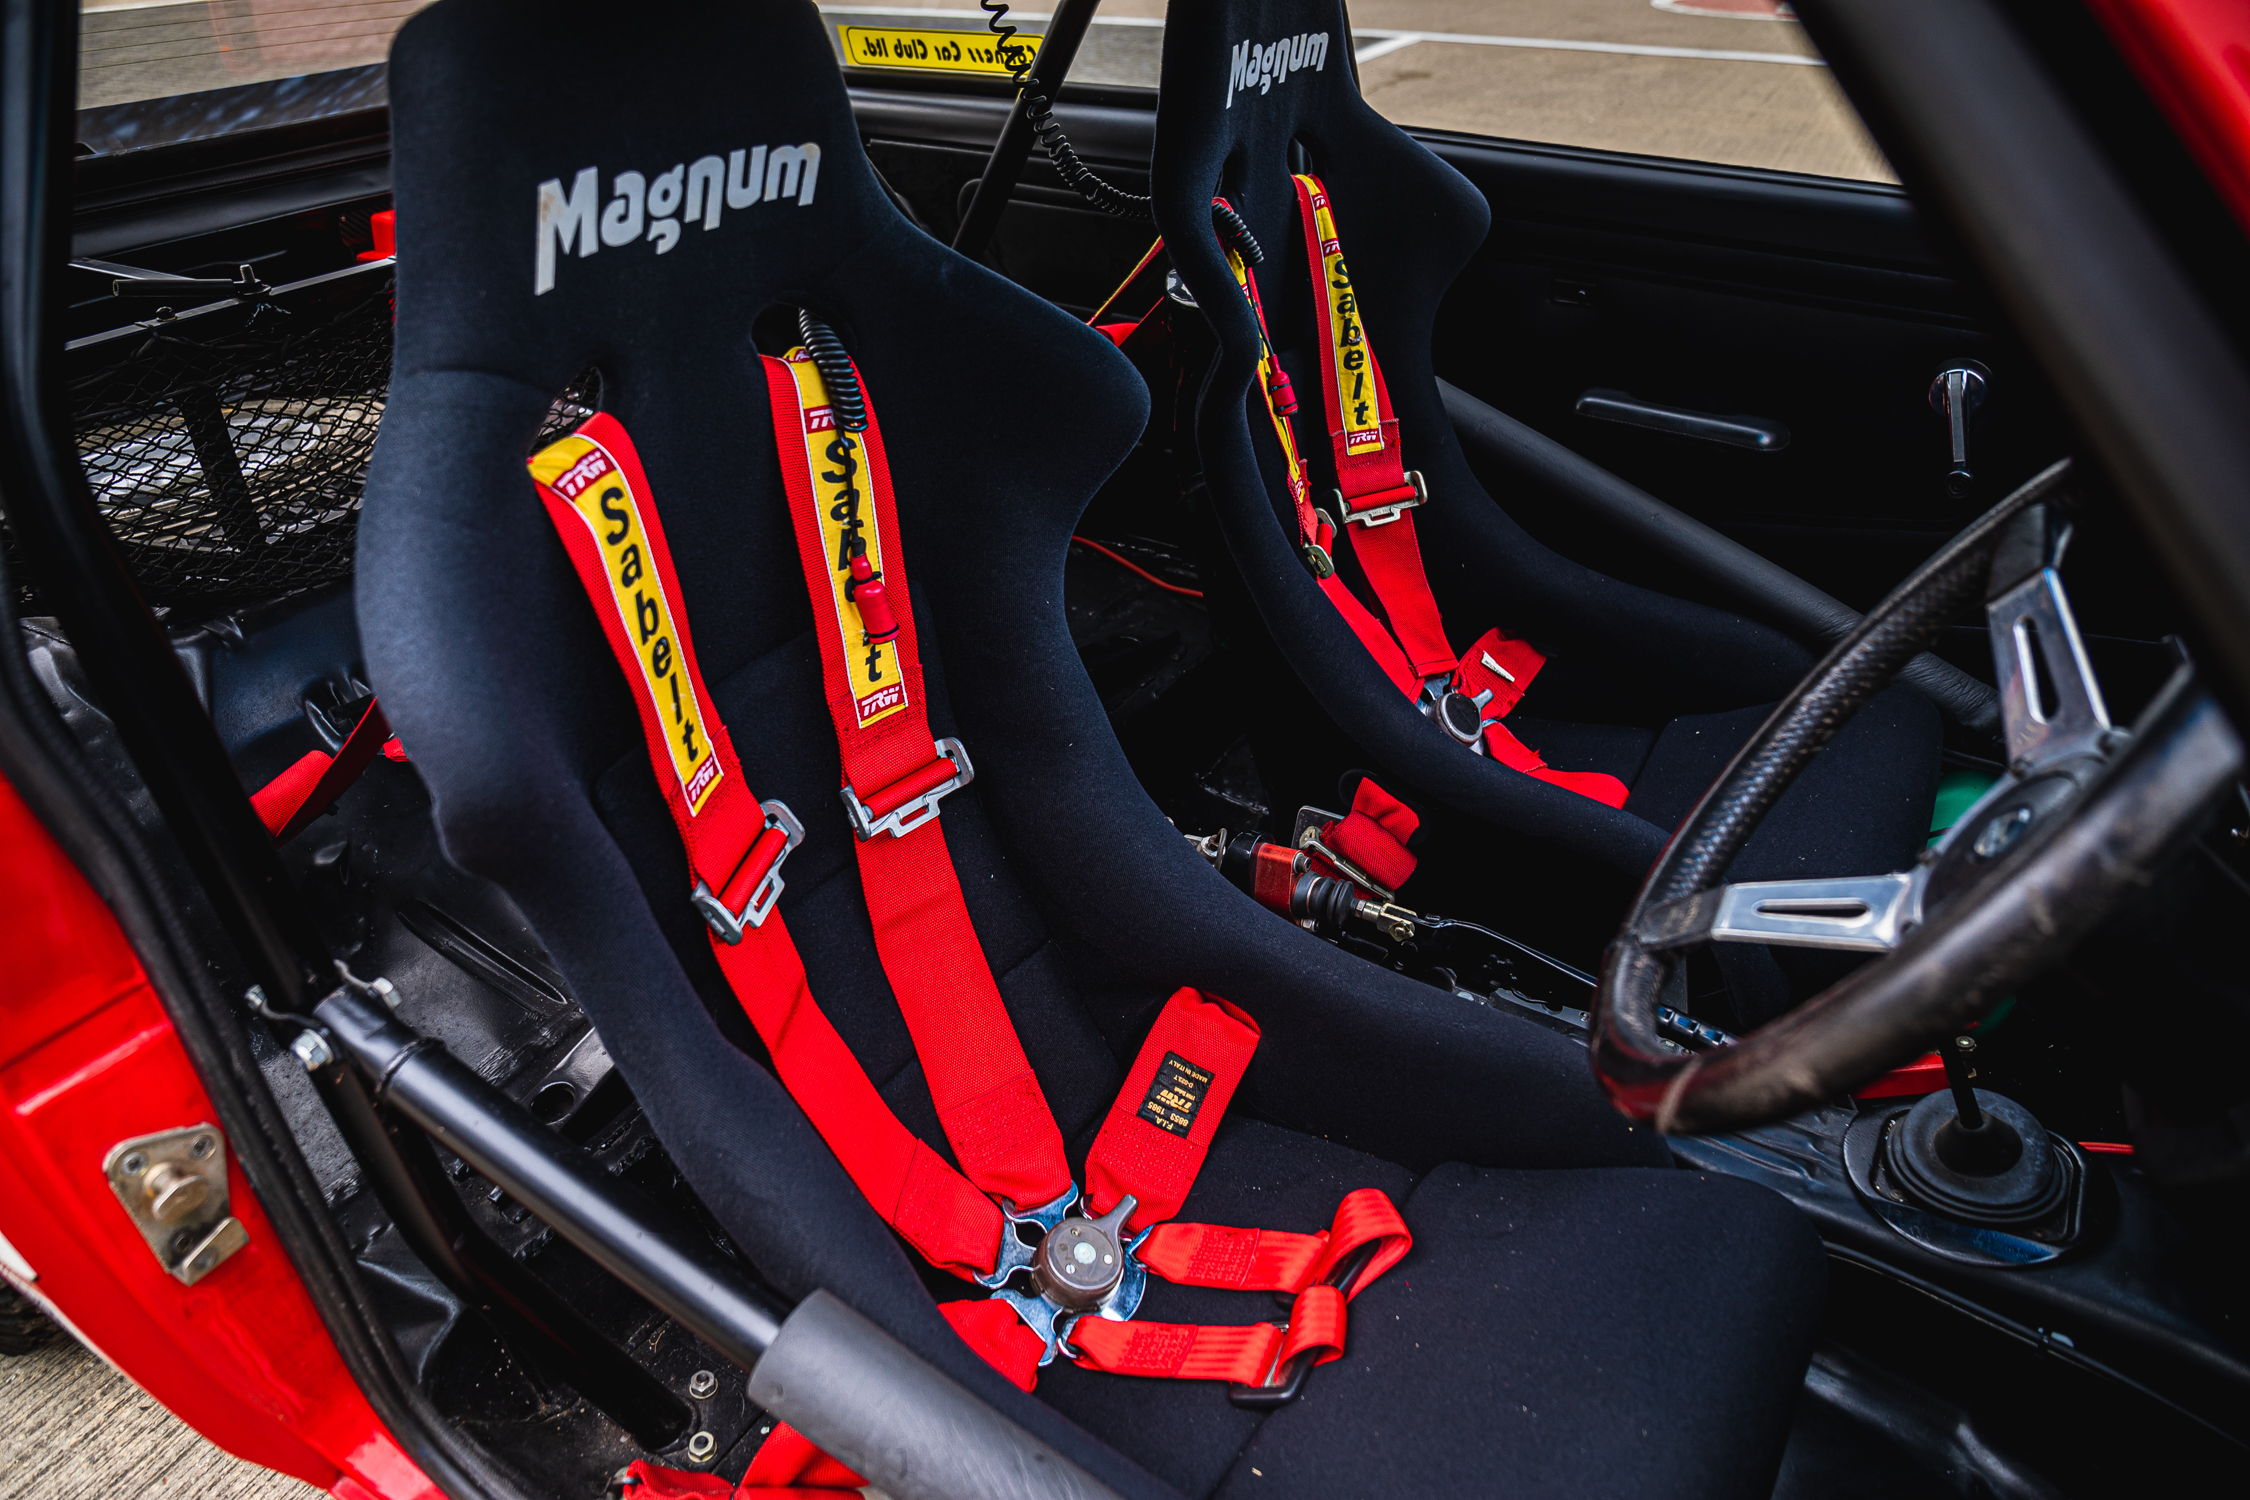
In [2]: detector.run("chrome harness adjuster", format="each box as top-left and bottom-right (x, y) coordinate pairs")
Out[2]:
(842, 737), (975, 840)
(691, 799), (805, 943)
(1335, 469), (1427, 529)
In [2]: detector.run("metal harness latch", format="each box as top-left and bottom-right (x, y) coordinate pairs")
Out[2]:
(842, 737), (975, 840)
(691, 799), (805, 943)
(981, 1190), (1150, 1366)
(1335, 469), (1427, 528)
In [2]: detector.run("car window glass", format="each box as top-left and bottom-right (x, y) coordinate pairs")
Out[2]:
(1341, 0), (1890, 181)
(823, 1), (1890, 184)
(78, 0), (430, 112)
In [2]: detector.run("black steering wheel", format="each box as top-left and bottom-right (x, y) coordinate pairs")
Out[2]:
(1592, 459), (2246, 1133)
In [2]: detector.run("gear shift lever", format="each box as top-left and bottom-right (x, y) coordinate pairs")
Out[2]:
(1933, 1035), (2024, 1175)
(1885, 1032), (2067, 1227)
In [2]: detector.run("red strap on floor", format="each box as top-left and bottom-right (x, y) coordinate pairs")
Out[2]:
(250, 697), (394, 843)
(1293, 173), (1454, 681)
(1083, 987), (1261, 1233)
(1316, 777), (1421, 893)
(763, 350), (1073, 1217)
(529, 417), (1003, 1280)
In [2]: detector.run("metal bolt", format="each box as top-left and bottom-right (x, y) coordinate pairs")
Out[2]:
(245, 984), (267, 1013)
(687, 1369), (718, 1400)
(190, 1135), (216, 1160)
(290, 1030), (335, 1072)
(684, 1431), (716, 1463)
(120, 1152), (148, 1177)
(143, 1162), (212, 1224)
(169, 1228), (195, 1255)
(371, 976), (400, 1010)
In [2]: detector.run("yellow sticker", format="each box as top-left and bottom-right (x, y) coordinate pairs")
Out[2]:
(782, 351), (909, 729)
(1298, 176), (1384, 456)
(837, 25), (1039, 75)
(530, 433), (724, 814)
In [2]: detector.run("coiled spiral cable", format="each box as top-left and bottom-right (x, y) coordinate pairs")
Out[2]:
(983, 1), (1150, 219)
(980, 1), (1267, 265)
(796, 308), (868, 432)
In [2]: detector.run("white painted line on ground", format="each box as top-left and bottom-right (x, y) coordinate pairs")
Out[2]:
(1351, 28), (1824, 66)
(1354, 35), (1425, 65)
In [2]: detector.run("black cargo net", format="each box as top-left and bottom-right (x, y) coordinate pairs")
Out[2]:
(4, 292), (394, 619)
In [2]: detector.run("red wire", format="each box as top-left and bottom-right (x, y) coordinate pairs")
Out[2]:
(1070, 535), (1205, 599)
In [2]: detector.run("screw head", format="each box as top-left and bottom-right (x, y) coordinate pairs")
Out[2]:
(685, 1431), (716, 1463)
(120, 1152), (148, 1176)
(170, 1228), (195, 1255)
(687, 1369), (718, 1400)
(190, 1135), (216, 1160)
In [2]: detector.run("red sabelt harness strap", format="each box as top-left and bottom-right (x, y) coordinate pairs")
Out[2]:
(1292, 172), (1454, 681)
(527, 417), (1002, 1280)
(762, 350), (1074, 1217)
(1222, 214), (1421, 699)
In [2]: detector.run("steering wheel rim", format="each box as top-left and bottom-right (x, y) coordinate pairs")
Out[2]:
(1590, 458), (2245, 1134)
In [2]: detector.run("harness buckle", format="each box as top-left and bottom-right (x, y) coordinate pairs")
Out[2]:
(841, 737), (976, 840)
(1335, 470), (1427, 528)
(691, 799), (805, 944)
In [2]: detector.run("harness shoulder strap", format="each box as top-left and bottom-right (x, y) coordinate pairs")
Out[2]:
(1293, 172), (1455, 682)
(762, 350), (1076, 1218)
(527, 417), (1005, 1278)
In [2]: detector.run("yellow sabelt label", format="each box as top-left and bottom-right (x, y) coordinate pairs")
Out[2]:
(530, 434), (724, 814)
(782, 351), (909, 729)
(837, 25), (1038, 76)
(1299, 178), (1384, 456)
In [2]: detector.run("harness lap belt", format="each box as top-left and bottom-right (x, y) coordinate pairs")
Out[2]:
(532, 370), (1411, 1500)
(1223, 180), (1631, 809)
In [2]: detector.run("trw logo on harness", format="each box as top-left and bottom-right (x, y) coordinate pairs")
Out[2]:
(779, 350), (910, 729)
(535, 141), (822, 295)
(1226, 31), (1330, 108)
(529, 432), (725, 813)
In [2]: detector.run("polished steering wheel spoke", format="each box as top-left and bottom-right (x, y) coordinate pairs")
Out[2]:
(1990, 560), (2112, 773)
(1636, 872), (1918, 954)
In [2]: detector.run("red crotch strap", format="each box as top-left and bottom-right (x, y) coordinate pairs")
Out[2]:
(762, 350), (1074, 1218)
(528, 417), (1003, 1280)
(1292, 172), (1455, 682)
(1453, 626), (1630, 808)
(1083, 987), (1261, 1233)
(1311, 777), (1421, 894)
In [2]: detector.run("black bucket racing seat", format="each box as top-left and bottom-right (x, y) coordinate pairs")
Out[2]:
(1151, 0), (1944, 1021)
(359, 3), (1823, 1495)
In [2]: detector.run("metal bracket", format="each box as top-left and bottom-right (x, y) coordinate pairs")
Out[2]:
(103, 1125), (248, 1285)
